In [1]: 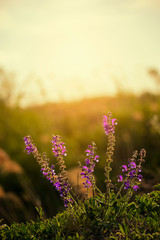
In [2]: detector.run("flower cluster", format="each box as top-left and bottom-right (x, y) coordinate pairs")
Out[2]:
(117, 149), (146, 191)
(51, 135), (72, 207)
(24, 112), (147, 211)
(81, 142), (99, 188)
(41, 162), (56, 182)
(51, 135), (67, 157)
(24, 135), (72, 207)
(103, 114), (117, 135)
(24, 136), (37, 154)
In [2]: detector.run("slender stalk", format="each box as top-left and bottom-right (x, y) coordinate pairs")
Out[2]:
(104, 112), (116, 199)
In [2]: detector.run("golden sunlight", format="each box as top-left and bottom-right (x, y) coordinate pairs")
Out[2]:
(0, 0), (160, 105)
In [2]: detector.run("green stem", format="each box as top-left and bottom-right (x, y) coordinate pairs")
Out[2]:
(95, 185), (103, 196)
(116, 176), (129, 199)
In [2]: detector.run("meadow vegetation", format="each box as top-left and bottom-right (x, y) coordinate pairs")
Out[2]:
(0, 105), (159, 239)
(0, 184), (159, 239)
(0, 91), (160, 223)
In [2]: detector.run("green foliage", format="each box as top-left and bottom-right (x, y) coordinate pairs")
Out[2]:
(1, 92), (160, 224)
(0, 96), (160, 238)
(0, 187), (159, 239)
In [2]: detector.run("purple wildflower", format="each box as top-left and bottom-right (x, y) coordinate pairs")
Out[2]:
(43, 172), (48, 176)
(24, 136), (36, 154)
(94, 155), (99, 162)
(86, 149), (91, 153)
(103, 115), (117, 135)
(51, 136), (72, 206)
(54, 180), (61, 191)
(24, 135), (72, 208)
(82, 165), (88, 171)
(133, 185), (139, 191)
(57, 180), (70, 196)
(85, 158), (90, 165)
(51, 135), (67, 157)
(137, 174), (143, 182)
(117, 175), (123, 182)
(130, 162), (136, 169)
(117, 150), (146, 193)
(64, 198), (73, 207)
(122, 165), (128, 172)
(129, 170), (136, 178)
(40, 161), (56, 183)
(124, 180), (130, 190)
(83, 179), (92, 188)
(81, 142), (99, 189)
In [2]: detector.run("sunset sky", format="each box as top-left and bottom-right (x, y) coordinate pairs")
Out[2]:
(0, 0), (160, 105)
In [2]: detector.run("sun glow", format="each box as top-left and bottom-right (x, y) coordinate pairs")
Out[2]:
(0, 0), (160, 106)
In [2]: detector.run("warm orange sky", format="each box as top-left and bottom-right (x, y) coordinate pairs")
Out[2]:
(0, 0), (160, 106)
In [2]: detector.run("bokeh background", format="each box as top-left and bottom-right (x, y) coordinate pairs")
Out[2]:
(0, 0), (160, 224)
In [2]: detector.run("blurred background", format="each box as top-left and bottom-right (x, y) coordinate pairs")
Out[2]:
(0, 0), (160, 224)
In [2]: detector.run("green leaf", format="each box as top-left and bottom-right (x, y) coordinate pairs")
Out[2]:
(35, 207), (44, 220)
(118, 224), (125, 236)
(109, 236), (117, 240)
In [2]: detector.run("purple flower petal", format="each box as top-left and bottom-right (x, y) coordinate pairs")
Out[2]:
(137, 174), (143, 181)
(122, 165), (128, 172)
(112, 118), (117, 125)
(130, 162), (136, 169)
(117, 175), (123, 182)
(82, 166), (88, 171)
(94, 155), (99, 162)
(88, 145), (92, 149)
(124, 180), (130, 189)
(103, 115), (108, 121)
(133, 185), (139, 191)
(129, 170), (136, 178)
(85, 149), (91, 153)
(62, 148), (66, 155)
(85, 158), (90, 165)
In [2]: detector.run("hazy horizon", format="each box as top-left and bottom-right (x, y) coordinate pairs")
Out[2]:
(0, 0), (160, 106)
